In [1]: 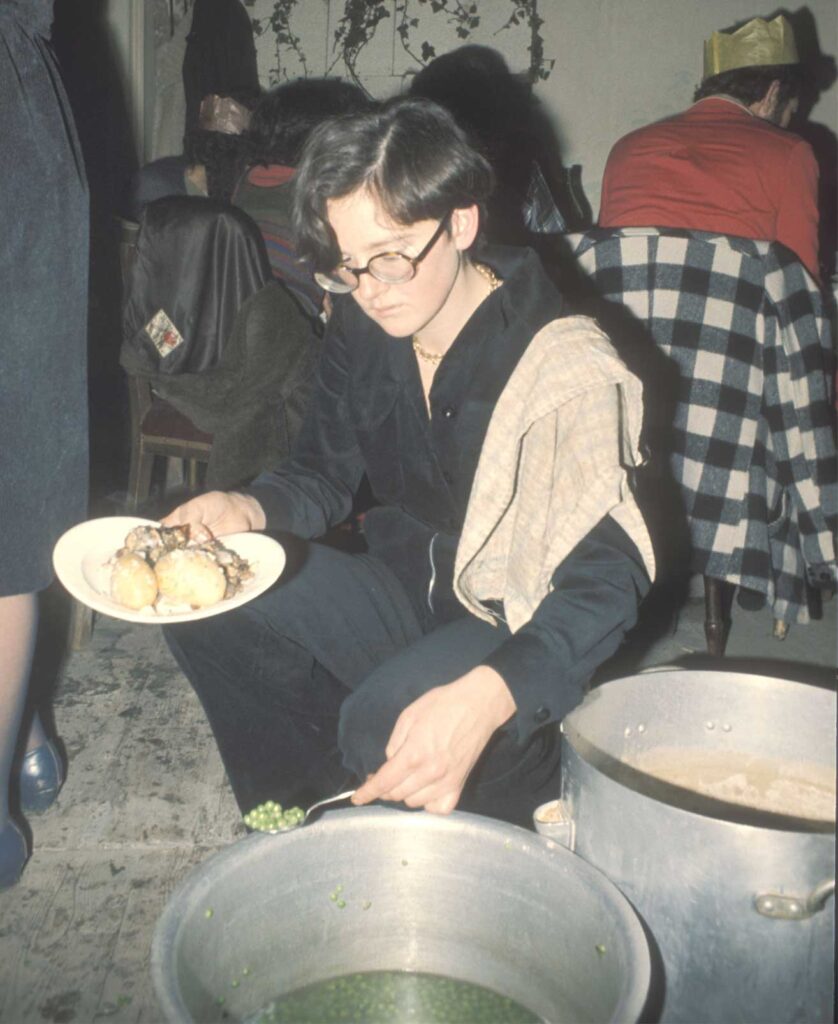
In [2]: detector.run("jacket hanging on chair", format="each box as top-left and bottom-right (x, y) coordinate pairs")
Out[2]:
(121, 195), (271, 375)
(119, 195), (320, 489)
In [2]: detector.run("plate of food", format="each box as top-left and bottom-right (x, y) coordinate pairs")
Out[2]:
(53, 516), (285, 624)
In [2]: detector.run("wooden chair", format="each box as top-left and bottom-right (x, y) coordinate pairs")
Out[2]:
(125, 375), (213, 510)
(117, 214), (218, 510)
(120, 199), (272, 509)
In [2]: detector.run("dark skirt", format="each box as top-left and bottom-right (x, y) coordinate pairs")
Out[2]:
(0, 1), (90, 596)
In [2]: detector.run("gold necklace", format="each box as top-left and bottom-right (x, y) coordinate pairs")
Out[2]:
(411, 337), (445, 364)
(411, 263), (502, 364)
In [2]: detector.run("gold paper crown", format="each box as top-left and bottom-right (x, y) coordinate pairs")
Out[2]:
(703, 15), (799, 80)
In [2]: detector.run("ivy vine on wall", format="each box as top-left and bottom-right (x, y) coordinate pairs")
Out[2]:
(251, 0), (553, 90)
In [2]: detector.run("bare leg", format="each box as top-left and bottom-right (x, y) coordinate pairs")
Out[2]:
(0, 593), (38, 823)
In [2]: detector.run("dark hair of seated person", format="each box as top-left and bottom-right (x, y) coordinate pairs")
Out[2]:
(693, 63), (805, 109)
(245, 78), (375, 169)
(182, 88), (262, 203)
(182, 128), (250, 203)
(291, 96), (495, 274)
(408, 45), (535, 168)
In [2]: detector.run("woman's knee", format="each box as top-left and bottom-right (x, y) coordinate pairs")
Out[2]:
(337, 680), (401, 779)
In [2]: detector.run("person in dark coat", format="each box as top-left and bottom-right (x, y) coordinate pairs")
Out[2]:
(0, 0), (89, 889)
(182, 0), (260, 135)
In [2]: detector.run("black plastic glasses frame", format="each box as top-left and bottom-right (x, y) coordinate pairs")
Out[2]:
(316, 213), (451, 294)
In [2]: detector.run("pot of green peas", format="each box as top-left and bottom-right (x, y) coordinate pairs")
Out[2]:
(152, 806), (651, 1023)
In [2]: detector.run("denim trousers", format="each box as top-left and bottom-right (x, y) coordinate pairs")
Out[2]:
(163, 537), (560, 827)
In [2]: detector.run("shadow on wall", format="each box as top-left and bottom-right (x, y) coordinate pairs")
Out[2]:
(787, 6), (837, 279)
(406, 44), (593, 252)
(53, 0), (139, 506)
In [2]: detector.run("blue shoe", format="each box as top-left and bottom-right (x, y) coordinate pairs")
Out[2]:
(0, 820), (28, 890)
(19, 740), (65, 814)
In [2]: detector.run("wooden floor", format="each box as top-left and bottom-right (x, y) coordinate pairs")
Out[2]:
(1, 584), (835, 1023)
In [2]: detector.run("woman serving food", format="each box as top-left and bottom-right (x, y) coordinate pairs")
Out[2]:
(162, 98), (654, 826)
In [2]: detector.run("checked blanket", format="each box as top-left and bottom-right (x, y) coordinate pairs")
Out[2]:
(566, 227), (837, 623)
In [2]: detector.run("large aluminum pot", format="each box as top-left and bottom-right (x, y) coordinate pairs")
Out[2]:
(541, 670), (835, 1023)
(152, 806), (651, 1023)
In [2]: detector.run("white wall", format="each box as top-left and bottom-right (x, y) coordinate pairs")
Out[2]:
(249, 0), (533, 94)
(102, 0), (154, 163)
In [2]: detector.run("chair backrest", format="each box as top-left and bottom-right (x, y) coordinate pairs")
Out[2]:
(564, 227), (837, 621)
(121, 195), (271, 376)
(116, 216), (140, 286)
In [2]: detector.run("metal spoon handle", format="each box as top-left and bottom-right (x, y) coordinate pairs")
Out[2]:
(303, 789), (357, 824)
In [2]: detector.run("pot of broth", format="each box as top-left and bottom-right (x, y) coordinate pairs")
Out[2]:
(538, 669), (836, 1023)
(151, 806), (651, 1023)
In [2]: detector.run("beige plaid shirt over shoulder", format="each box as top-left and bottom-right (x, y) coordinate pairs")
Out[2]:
(454, 315), (655, 632)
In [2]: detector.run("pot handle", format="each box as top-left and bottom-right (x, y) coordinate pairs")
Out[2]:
(754, 879), (835, 920)
(532, 799), (575, 849)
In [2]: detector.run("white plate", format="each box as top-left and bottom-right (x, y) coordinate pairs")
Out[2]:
(53, 516), (285, 624)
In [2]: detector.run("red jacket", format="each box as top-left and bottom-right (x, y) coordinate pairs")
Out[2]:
(599, 97), (820, 282)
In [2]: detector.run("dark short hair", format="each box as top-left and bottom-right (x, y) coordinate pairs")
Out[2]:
(182, 129), (248, 203)
(246, 78), (375, 167)
(291, 97), (495, 271)
(694, 64), (804, 108)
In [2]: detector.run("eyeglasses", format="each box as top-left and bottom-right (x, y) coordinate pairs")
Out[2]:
(314, 214), (451, 294)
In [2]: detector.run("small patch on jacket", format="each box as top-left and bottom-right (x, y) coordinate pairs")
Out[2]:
(144, 308), (184, 358)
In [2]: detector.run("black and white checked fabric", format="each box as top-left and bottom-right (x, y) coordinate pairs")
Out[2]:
(567, 227), (837, 623)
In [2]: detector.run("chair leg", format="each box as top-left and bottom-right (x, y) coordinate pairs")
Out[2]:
(68, 600), (93, 651)
(185, 458), (201, 491)
(127, 446), (155, 512)
(703, 576), (733, 656)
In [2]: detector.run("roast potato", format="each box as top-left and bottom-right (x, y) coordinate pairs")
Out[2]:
(154, 548), (227, 607)
(110, 552), (159, 609)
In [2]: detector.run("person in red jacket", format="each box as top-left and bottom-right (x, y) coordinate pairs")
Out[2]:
(599, 15), (820, 282)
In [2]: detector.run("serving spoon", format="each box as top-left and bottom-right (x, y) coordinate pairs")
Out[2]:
(246, 789), (357, 834)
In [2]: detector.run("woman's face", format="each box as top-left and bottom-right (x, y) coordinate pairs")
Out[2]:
(325, 188), (478, 339)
